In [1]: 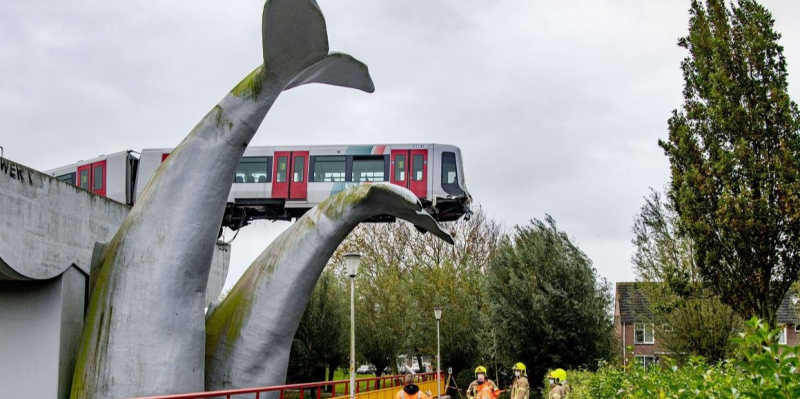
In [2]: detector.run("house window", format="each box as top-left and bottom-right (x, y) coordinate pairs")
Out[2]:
(778, 327), (787, 344)
(634, 323), (655, 344)
(795, 324), (800, 333)
(635, 356), (657, 368)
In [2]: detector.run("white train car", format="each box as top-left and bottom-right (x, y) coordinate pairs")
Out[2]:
(46, 143), (471, 229)
(46, 150), (139, 205)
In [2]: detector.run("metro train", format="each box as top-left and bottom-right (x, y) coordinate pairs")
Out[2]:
(46, 144), (471, 229)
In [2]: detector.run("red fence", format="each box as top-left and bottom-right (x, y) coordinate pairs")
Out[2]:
(127, 372), (442, 399)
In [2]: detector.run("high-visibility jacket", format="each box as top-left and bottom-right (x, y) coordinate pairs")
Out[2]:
(510, 376), (529, 399)
(395, 385), (430, 399)
(466, 380), (499, 399)
(548, 385), (565, 399)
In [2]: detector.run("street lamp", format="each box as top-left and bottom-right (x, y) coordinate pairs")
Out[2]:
(344, 253), (362, 399)
(434, 306), (442, 399)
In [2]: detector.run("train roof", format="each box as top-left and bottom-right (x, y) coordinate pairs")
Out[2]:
(44, 150), (135, 175)
(141, 143), (462, 151)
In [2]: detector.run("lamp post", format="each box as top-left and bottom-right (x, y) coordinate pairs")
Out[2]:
(434, 306), (442, 399)
(344, 253), (362, 399)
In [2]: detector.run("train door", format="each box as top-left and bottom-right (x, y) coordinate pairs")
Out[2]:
(409, 149), (427, 198)
(273, 151), (309, 199)
(290, 151), (309, 200)
(391, 149), (427, 198)
(77, 160), (107, 196)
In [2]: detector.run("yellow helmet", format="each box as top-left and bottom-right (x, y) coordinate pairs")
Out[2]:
(475, 366), (487, 375)
(512, 362), (526, 376)
(547, 369), (567, 384)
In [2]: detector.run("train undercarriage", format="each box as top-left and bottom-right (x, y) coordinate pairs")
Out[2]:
(220, 195), (471, 231)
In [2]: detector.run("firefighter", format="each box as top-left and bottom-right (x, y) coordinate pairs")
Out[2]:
(546, 369), (567, 399)
(466, 366), (500, 399)
(395, 374), (431, 399)
(509, 363), (529, 399)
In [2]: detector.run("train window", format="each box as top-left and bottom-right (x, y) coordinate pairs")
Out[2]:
(56, 173), (75, 185)
(80, 169), (89, 189)
(313, 156), (346, 182)
(93, 165), (104, 190)
(395, 154), (406, 181)
(412, 154), (424, 181)
(236, 157), (272, 184)
(441, 152), (458, 184)
(293, 156), (305, 182)
(276, 157), (288, 183)
(352, 156), (385, 182)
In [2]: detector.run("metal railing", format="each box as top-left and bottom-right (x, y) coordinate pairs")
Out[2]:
(127, 372), (442, 399)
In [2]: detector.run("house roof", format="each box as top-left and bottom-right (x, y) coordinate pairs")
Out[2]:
(778, 294), (799, 325)
(615, 282), (653, 324)
(616, 282), (800, 325)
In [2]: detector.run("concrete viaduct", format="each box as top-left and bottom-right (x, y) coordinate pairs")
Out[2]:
(0, 156), (230, 399)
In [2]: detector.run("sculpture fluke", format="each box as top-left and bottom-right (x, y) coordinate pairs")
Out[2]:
(205, 184), (453, 394)
(70, 0), (373, 398)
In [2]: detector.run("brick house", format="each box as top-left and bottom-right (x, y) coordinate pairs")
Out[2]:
(614, 282), (800, 367)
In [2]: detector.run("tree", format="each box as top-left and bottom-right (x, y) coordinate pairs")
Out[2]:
(354, 257), (407, 377)
(660, 0), (800, 326)
(287, 268), (349, 383)
(487, 216), (614, 383)
(332, 206), (503, 382)
(631, 189), (741, 361)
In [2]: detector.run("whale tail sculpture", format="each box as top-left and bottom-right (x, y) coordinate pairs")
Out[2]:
(71, 1), (374, 398)
(205, 184), (453, 394)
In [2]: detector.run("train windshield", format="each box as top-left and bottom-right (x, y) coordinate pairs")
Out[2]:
(441, 152), (464, 196)
(442, 152), (457, 184)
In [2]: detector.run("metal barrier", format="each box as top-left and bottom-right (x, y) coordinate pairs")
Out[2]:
(126, 372), (444, 399)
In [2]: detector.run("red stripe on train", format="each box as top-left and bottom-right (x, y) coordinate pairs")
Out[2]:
(372, 145), (386, 155)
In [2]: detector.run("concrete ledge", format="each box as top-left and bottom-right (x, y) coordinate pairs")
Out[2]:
(0, 156), (229, 302)
(0, 157), (129, 280)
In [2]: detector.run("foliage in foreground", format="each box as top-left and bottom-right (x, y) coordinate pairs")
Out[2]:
(560, 318), (800, 398)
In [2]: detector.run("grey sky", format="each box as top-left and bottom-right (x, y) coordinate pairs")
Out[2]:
(3, 0), (800, 290)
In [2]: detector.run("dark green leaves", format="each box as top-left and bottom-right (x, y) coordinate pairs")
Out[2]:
(660, 0), (800, 326)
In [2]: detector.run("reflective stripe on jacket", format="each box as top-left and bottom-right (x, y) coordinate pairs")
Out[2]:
(548, 385), (565, 399)
(395, 387), (430, 399)
(466, 380), (499, 399)
(510, 376), (529, 399)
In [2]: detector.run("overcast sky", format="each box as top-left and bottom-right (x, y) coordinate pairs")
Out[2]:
(3, 0), (800, 290)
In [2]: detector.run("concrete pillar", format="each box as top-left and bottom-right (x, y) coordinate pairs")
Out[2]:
(0, 266), (87, 399)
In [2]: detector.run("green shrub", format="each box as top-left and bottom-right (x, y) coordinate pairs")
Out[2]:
(550, 318), (800, 398)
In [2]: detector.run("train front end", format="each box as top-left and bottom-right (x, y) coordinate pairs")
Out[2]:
(429, 144), (472, 221)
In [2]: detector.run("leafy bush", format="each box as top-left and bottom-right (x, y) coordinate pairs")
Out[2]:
(551, 318), (800, 398)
